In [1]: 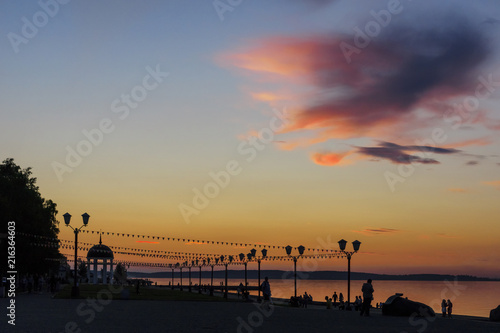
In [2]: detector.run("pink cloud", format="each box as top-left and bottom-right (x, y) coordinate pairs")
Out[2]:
(310, 151), (349, 166)
(220, 16), (496, 165)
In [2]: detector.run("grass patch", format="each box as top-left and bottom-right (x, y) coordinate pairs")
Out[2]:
(54, 284), (238, 302)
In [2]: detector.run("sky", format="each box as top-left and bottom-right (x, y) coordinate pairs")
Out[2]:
(1, 0), (500, 278)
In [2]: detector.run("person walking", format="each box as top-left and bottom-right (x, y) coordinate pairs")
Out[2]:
(260, 277), (272, 310)
(332, 291), (338, 307)
(237, 282), (244, 299)
(441, 299), (447, 317)
(360, 279), (374, 317)
(303, 292), (309, 308)
(447, 299), (453, 318)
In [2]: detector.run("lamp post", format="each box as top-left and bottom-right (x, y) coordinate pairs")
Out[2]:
(220, 255), (229, 298)
(210, 258), (216, 296)
(188, 262), (192, 292)
(338, 239), (361, 310)
(198, 259), (203, 294)
(170, 264), (174, 290)
(64, 212), (90, 298)
(252, 248), (267, 302)
(179, 263), (183, 291)
(239, 253), (248, 295)
(285, 245), (305, 298)
(246, 253), (253, 295)
(249, 249), (256, 300)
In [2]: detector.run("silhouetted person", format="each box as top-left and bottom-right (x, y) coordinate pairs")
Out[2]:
(360, 279), (374, 317)
(447, 299), (453, 318)
(260, 277), (272, 310)
(325, 296), (332, 309)
(237, 282), (244, 298)
(303, 292), (309, 308)
(332, 291), (338, 307)
(354, 296), (362, 311)
(441, 299), (447, 317)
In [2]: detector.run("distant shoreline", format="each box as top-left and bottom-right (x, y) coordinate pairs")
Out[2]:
(128, 270), (500, 282)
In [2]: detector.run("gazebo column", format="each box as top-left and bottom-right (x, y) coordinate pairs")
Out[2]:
(110, 260), (114, 284)
(87, 259), (90, 283)
(93, 260), (98, 284)
(103, 259), (107, 284)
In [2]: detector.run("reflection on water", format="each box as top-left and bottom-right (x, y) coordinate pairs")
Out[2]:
(147, 277), (499, 317)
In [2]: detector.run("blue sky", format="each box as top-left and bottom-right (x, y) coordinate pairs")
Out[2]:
(2, 0), (500, 276)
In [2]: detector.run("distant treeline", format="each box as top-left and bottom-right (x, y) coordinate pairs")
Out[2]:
(128, 270), (499, 282)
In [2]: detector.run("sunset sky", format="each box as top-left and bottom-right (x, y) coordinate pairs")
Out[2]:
(2, 0), (500, 277)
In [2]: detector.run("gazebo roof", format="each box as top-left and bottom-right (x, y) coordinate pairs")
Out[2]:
(87, 234), (114, 259)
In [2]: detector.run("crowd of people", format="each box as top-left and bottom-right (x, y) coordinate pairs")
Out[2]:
(324, 279), (374, 315)
(324, 292), (364, 310)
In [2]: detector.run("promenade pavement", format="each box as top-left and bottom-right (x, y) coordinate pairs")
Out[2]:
(1, 290), (499, 333)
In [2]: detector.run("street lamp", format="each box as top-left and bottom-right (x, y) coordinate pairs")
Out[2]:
(285, 245), (305, 298)
(246, 253), (253, 296)
(198, 259), (203, 294)
(338, 239), (361, 310)
(179, 262), (183, 291)
(64, 212), (90, 298)
(221, 255), (228, 298)
(239, 252), (250, 295)
(250, 249), (267, 303)
(210, 257), (216, 296)
(255, 248), (267, 302)
(170, 264), (174, 290)
(188, 261), (192, 292)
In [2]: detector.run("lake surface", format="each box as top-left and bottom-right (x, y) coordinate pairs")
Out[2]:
(147, 277), (499, 317)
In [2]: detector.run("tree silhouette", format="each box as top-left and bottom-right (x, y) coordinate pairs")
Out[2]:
(0, 158), (61, 276)
(114, 262), (127, 284)
(77, 259), (87, 281)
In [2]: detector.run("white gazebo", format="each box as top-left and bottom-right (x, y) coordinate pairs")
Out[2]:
(86, 235), (114, 284)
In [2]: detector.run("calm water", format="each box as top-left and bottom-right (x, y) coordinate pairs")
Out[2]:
(147, 277), (499, 317)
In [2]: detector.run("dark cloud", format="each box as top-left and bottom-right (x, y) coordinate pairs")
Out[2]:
(366, 228), (399, 233)
(356, 142), (461, 164)
(224, 13), (492, 143)
(291, 17), (490, 134)
(291, 0), (337, 7)
(378, 142), (460, 154)
(352, 228), (401, 235)
(465, 160), (479, 165)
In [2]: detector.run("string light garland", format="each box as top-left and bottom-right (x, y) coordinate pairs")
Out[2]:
(20, 231), (347, 268)
(72, 229), (341, 254)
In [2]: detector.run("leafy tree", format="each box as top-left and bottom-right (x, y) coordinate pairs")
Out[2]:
(114, 262), (127, 284)
(0, 158), (61, 276)
(77, 259), (87, 280)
